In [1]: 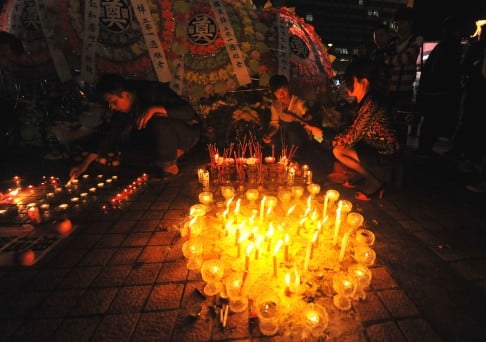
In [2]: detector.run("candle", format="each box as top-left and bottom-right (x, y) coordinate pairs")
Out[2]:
(310, 230), (319, 260)
(273, 240), (282, 277)
(333, 200), (343, 245)
(260, 196), (266, 222)
(297, 217), (306, 236)
(245, 243), (254, 271)
(222, 303), (229, 327)
(339, 230), (351, 262)
(323, 193), (329, 220)
(27, 203), (41, 224)
(285, 272), (291, 296)
(284, 233), (289, 263)
(304, 238), (312, 272)
(255, 236), (263, 260)
(266, 223), (274, 252)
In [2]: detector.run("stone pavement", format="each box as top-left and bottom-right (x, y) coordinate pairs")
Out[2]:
(0, 143), (485, 342)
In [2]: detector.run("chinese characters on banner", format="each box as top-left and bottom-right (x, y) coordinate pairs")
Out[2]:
(130, 0), (172, 83)
(209, 0), (251, 88)
(277, 16), (290, 80)
(80, 0), (100, 83)
(34, 0), (72, 82)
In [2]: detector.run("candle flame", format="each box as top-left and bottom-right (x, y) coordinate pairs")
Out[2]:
(273, 239), (283, 255)
(284, 233), (289, 244)
(246, 242), (254, 255)
(286, 204), (296, 216)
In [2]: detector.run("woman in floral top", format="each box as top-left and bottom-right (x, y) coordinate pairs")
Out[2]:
(333, 58), (399, 200)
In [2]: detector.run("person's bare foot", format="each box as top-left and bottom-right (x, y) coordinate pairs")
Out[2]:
(163, 164), (179, 175)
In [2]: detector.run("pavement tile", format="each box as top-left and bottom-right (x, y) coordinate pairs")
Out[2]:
(33, 289), (84, 318)
(9, 318), (62, 341)
(141, 210), (166, 221)
(91, 264), (132, 287)
(50, 316), (101, 342)
(121, 232), (152, 247)
(0, 269), (37, 293)
(42, 248), (88, 268)
(369, 266), (398, 290)
(353, 291), (390, 322)
(131, 311), (178, 341)
(133, 219), (161, 233)
(62, 233), (103, 249)
(171, 309), (214, 342)
(91, 313), (139, 342)
(94, 233), (126, 248)
(109, 285), (152, 314)
(163, 209), (187, 220)
(22, 267), (69, 291)
(149, 200), (171, 210)
(157, 259), (189, 283)
(397, 318), (442, 342)
(148, 230), (178, 246)
(376, 289), (419, 318)
(449, 259), (486, 281)
(78, 247), (117, 266)
(69, 288), (118, 316)
(366, 321), (406, 342)
(138, 245), (169, 263)
(0, 291), (47, 319)
(145, 283), (184, 311)
(110, 219), (137, 234)
(58, 266), (102, 289)
(125, 262), (163, 285)
(119, 210), (146, 221)
(108, 247), (143, 265)
(211, 308), (250, 340)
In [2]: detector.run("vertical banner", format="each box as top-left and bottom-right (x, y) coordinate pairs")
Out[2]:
(209, 0), (251, 87)
(7, 0), (22, 33)
(34, 0), (72, 82)
(80, 0), (100, 83)
(170, 58), (185, 96)
(277, 16), (290, 80)
(131, 0), (172, 83)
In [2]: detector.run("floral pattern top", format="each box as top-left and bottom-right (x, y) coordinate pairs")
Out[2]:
(332, 94), (399, 156)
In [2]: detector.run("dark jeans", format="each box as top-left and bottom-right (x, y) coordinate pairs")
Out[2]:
(129, 117), (200, 167)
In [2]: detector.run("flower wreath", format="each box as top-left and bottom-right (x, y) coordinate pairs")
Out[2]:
(258, 7), (334, 100)
(58, 0), (175, 77)
(169, 0), (267, 101)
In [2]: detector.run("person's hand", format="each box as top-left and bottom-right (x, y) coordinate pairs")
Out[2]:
(305, 125), (323, 141)
(262, 136), (272, 144)
(137, 106), (168, 129)
(69, 164), (87, 180)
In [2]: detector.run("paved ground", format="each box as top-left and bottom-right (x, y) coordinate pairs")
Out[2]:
(0, 138), (485, 341)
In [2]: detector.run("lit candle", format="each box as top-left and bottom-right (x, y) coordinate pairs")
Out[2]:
(266, 223), (274, 252)
(260, 196), (266, 222)
(296, 217), (306, 236)
(285, 272), (292, 296)
(305, 307), (320, 325)
(273, 239), (282, 278)
(233, 198), (241, 223)
(333, 200), (343, 245)
(310, 230), (319, 260)
(323, 193), (329, 220)
(284, 233), (290, 263)
(245, 243), (254, 271)
(304, 238), (312, 272)
(13, 176), (21, 188)
(27, 203), (41, 224)
(255, 236), (263, 260)
(339, 230), (351, 262)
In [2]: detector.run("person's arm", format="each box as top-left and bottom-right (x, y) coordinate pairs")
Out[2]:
(69, 152), (99, 179)
(263, 104), (280, 143)
(333, 98), (372, 148)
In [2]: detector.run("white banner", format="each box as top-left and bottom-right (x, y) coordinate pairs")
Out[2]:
(80, 0), (100, 83)
(209, 0), (251, 87)
(131, 0), (172, 83)
(277, 16), (290, 80)
(35, 0), (72, 82)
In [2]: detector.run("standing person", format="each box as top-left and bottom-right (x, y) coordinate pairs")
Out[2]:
(69, 74), (200, 179)
(262, 74), (320, 159)
(385, 7), (423, 142)
(332, 58), (400, 201)
(454, 24), (486, 192)
(415, 16), (464, 157)
(369, 24), (396, 94)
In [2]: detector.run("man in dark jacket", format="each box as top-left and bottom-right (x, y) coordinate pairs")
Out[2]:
(70, 74), (200, 178)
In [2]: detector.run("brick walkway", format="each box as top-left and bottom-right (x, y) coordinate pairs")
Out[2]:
(0, 144), (485, 341)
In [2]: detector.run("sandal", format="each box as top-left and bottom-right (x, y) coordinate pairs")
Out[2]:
(355, 185), (385, 201)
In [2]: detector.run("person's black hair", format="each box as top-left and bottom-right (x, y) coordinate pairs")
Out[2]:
(0, 31), (25, 54)
(269, 74), (290, 93)
(344, 58), (378, 92)
(95, 73), (132, 96)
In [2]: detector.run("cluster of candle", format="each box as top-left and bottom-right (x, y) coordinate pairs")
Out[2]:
(182, 173), (376, 337)
(0, 173), (148, 225)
